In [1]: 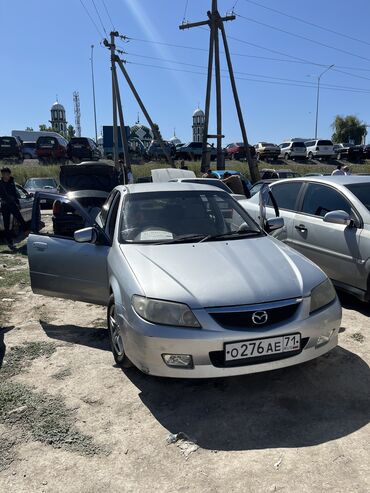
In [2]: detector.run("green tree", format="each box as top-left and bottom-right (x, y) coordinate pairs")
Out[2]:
(152, 123), (162, 140)
(67, 124), (75, 141)
(38, 124), (64, 137)
(331, 115), (367, 144)
(25, 126), (34, 131)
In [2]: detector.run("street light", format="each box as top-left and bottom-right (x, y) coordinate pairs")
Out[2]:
(315, 64), (334, 139)
(90, 44), (98, 143)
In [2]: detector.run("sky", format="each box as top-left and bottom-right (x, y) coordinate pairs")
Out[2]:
(1, 0), (370, 144)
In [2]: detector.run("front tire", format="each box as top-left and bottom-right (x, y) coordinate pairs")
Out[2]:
(107, 295), (133, 368)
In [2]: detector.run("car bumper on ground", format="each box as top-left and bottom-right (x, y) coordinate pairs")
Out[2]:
(117, 297), (342, 378)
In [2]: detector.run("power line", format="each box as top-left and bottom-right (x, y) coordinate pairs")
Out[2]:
(124, 51), (370, 93)
(243, 0), (370, 48)
(126, 60), (370, 95)
(79, 0), (104, 38)
(91, 0), (108, 36)
(182, 0), (189, 21)
(236, 14), (370, 63)
(101, 0), (115, 30)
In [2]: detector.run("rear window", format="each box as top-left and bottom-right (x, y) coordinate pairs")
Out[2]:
(37, 137), (57, 146)
(70, 138), (88, 145)
(345, 183), (370, 212)
(0, 137), (17, 146)
(317, 140), (333, 146)
(292, 142), (305, 147)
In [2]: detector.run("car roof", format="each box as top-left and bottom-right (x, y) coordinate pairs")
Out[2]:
(66, 190), (109, 199)
(276, 175), (370, 185)
(213, 170), (240, 175)
(117, 182), (228, 194)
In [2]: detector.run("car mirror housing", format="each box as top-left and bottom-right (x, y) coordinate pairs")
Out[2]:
(266, 217), (284, 231)
(323, 210), (351, 226)
(74, 227), (98, 244)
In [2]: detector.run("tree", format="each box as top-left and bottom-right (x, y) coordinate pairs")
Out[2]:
(67, 124), (75, 141)
(331, 115), (367, 144)
(152, 123), (162, 140)
(25, 126), (34, 131)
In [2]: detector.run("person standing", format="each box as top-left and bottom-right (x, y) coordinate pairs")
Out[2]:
(0, 167), (28, 249)
(331, 164), (346, 176)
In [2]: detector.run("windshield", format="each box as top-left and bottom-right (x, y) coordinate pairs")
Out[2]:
(25, 178), (57, 188)
(318, 140), (333, 146)
(119, 190), (261, 244)
(345, 183), (370, 212)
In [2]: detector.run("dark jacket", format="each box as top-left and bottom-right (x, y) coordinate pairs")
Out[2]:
(0, 177), (19, 207)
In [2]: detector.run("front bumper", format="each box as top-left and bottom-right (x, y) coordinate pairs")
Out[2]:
(117, 297), (341, 378)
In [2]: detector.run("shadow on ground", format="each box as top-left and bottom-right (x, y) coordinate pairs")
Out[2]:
(338, 292), (370, 317)
(123, 346), (370, 451)
(40, 321), (110, 351)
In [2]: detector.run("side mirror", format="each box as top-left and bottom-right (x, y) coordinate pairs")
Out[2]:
(266, 217), (284, 231)
(323, 210), (351, 226)
(74, 227), (98, 244)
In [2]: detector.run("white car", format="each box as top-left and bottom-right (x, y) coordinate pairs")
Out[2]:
(279, 141), (307, 161)
(305, 140), (335, 160)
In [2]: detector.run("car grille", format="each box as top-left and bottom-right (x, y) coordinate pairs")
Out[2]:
(208, 301), (300, 331)
(209, 337), (309, 368)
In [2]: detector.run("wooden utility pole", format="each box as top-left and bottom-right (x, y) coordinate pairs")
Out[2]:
(104, 32), (174, 168)
(180, 0), (259, 181)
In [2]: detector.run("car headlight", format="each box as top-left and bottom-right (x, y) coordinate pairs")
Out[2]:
(310, 278), (336, 313)
(132, 295), (201, 328)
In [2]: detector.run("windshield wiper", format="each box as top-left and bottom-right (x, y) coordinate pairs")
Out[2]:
(199, 230), (262, 242)
(153, 234), (208, 245)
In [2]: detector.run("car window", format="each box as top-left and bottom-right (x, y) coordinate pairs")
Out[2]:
(100, 191), (119, 228)
(317, 140), (333, 146)
(301, 184), (352, 217)
(268, 182), (303, 211)
(15, 185), (27, 199)
(305, 141), (314, 147)
(34, 197), (90, 239)
(345, 183), (370, 212)
(106, 195), (121, 240)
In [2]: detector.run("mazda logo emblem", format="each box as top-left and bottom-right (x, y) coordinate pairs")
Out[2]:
(252, 311), (268, 325)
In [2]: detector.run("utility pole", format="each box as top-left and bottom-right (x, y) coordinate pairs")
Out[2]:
(315, 64), (334, 139)
(104, 32), (174, 168)
(109, 32), (119, 169)
(90, 45), (98, 143)
(180, 0), (259, 180)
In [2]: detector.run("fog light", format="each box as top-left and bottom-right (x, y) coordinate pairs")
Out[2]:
(316, 329), (336, 348)
(162, 354), (193, 369)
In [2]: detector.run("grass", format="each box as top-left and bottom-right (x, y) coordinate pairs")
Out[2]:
(3, 159), (370, 186)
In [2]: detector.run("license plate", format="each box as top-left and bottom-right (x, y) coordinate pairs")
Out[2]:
(225, 333), (301, 361)
(40, 199), (47, 204)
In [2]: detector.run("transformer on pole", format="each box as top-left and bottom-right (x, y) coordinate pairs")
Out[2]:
(73, 91), (81, 137)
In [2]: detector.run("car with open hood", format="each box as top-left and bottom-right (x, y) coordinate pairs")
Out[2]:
(59, 161), (120, 193)
(28, 182), (341, 378)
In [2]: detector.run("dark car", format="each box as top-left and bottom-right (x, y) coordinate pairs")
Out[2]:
(59, 161), (120, 193)
(147, 140), (175, 160)
(224, 142), (256, 161)
(0, 136), (23, 163)
(334, 143), (363, 162)
(36, 135), (68, 164)
(361, 145), (370, 160)
(21, 141), (38, 159)
(175, 142), (217, 161)
(67, 137), (101, 163)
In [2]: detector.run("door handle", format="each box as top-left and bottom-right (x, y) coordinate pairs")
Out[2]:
(295, 224), (307, 233)
(33, 241), (48, 251)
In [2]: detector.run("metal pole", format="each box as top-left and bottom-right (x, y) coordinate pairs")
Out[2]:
(314, 64), (334, 140)
(90, 45), (98, 144)
(112, 66), (131, 183)
(213, 3), (224, 170)
(201, 16), (214, 172)
(220, 23), (259, 182)
(110, 33), (119, 168)
(115, 56), (174, 167)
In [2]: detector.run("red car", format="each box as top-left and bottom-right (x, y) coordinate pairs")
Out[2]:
(224, 142), (256, 160)
(36, 135), (68, 164)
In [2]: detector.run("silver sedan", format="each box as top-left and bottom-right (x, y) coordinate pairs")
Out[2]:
(28, 183), (341, 378)
(241, 176), (370, 302)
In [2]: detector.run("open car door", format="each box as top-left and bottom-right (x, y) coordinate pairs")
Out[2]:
(28, 191), (110, 305)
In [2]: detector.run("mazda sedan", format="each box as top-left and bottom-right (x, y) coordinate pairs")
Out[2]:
(28, 183), (341, 378)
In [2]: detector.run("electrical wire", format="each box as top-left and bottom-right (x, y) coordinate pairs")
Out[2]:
(101, 0), (115, 31)
(79, 0), (104, 38)
(91, 0), (108, 36)
(243, 0), (370, 48)
(123, 51), (370, 93)
(182, 0), (189, 22)
(236, 14), (370, 63)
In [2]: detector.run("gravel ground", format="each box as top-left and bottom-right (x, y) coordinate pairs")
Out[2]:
(0, 242), (369, 493)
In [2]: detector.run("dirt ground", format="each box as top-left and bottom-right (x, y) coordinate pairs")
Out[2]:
(0, 240), (369, 493)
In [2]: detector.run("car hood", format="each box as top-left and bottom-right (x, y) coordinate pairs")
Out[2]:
(120, 236), (326, 308)
(59, 164), (119, 192)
